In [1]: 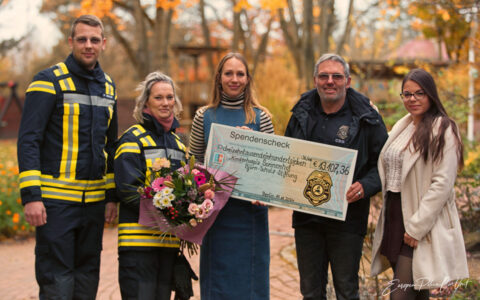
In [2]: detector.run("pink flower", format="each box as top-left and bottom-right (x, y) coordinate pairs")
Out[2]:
(151, 178), (166, 192)
(189, 218), (198, 227)
(188, 203), (198, 215)
(194, 172), (207, 186)
(202, 199), (214, 211)
(195, 206), (206, 219)
(204, 189), (215, 200)
(152, 157), (170, 171)
(192, 169), (200, 176)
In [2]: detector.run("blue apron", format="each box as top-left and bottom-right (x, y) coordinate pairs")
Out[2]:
(200, 105), (270, 300)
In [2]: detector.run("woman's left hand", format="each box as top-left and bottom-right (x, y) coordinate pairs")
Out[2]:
(404, 232), (418, 248)
(237, 125), (251, 131)
(252, 200), (267, 206)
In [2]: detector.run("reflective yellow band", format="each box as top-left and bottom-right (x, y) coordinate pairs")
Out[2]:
(131, 125), (146, 137)
(118, 223), (180, 247)
(40, 186), (105, 203)
(19, 170), (42, 189)
(59, 77), (76, 92)
(139, 136), (156, 147)
(40, 174), (107, 190)
(105, 73), (113, 83)
(115, 142), (140, 159)
(105, 173), (115, 189)
(60, 103), (80, 178)
(26, 81), (55, 94)
(53, 62), (69, 76)
(105, 82), (114, 96)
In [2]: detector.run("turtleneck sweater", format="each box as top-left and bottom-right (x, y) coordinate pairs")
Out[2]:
(188, 92), (274, 163)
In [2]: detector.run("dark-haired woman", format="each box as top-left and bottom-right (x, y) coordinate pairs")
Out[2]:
(371, 68), (469, 299)
(188, 52), (274, 300)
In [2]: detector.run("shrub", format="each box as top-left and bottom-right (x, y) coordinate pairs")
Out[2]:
(0, 140), (32, 239)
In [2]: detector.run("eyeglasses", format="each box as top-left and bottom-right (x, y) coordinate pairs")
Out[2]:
(317, 73), (346, 82)
(400, 91), (426, 101)
(74, 37), (103, 45)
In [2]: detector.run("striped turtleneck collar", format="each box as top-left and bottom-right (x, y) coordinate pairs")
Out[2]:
(220, 92), (245, 109)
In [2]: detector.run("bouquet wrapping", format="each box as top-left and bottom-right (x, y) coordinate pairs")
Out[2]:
(138, 157), (236, 245)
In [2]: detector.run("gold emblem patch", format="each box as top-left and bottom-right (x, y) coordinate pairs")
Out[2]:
(303, 170), (333, 206)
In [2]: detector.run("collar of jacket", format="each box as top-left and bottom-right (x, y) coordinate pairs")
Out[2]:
(291, 87), (381, 140)
(141, 113), (179, 136)
(66, 53), (106, 83)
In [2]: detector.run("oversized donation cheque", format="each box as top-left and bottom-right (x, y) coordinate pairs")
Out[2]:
(205, 124), (358, 221)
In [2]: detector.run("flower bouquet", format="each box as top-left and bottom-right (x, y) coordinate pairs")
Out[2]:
(138, 155), (237, 254)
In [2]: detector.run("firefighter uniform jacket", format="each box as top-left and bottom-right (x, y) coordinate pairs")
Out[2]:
(115, 113), (186, 250)
(18, 54), (118, 205)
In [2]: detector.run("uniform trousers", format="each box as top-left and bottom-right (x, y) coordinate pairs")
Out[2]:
(35, 200), (105, 300)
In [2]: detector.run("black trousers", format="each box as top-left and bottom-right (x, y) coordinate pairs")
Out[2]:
(35, 200), (105, 300)
(119, 248), (179, 300)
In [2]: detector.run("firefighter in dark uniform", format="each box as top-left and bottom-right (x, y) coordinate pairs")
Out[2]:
(114, 71), (186, 299)
(17, 15), (118, 300)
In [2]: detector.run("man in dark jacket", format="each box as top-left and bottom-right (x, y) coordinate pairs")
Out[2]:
(285, 53), (388, 300)
(17, 15), (117, 299)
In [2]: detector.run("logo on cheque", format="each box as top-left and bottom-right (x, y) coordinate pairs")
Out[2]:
(303, 170), (332, 206)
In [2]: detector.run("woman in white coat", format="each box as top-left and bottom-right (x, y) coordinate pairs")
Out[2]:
(371, 68), (469, 299)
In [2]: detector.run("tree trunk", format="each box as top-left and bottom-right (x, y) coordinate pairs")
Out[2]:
(199, 0), (215, 75)
(336, 0), (355, 55)
(303, 0), (314, 89)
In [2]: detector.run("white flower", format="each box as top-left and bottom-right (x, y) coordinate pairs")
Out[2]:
(161, 187), (173, 196)
(166, 193), (176, 202)
(153, 193), (163, 209)
(160, 196), (172, 208)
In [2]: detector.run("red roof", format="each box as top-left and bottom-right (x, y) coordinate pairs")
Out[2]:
(387, 39), (449, 61)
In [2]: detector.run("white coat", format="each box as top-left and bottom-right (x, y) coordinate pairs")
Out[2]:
(371, 114), (469, 289)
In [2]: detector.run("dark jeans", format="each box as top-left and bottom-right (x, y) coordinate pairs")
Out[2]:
(118, 248), (178, 300)
(35, 201), (105, 300)
(295, 223), (364, 300)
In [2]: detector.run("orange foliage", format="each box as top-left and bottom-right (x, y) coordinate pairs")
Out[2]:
(157, 0), (182, 10)
(259, 0), (286, 11)
(234, 0), (253, 12)
(77, 0), (115, 18)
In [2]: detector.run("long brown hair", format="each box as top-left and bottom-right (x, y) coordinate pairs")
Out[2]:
(402, 68), (464, 169)
(207, 52), (271, 123)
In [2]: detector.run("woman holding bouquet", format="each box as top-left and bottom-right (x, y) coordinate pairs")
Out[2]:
(371, 69), (469, 298)
(114, 71), (186, 300)
(189, 52), (274, 300)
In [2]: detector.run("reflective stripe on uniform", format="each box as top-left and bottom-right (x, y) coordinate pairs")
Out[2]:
(59, 77), (76, 92)
(63, 93), (115, 108)
(19, 170), (42, 189)
(26, 81), (56, 94)
(115, 142), (141, 159)
(172, 132), (187, 152)
(53, 62), (69, 76)
(144, 148), (185, 162)
(118, 223), (180, 248)
(105, 173), (115, 189)
(60, 103), (80, 178)
(40, 186), (105, 203)
(40, 175), (107, 190)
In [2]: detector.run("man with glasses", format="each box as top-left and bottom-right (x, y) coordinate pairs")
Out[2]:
(18, 15), (117, 299)
(285, 53), (388, 300)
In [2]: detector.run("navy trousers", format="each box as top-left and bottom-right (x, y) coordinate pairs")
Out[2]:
(35, 200), (105, 300)
(295, 223), (364, 300)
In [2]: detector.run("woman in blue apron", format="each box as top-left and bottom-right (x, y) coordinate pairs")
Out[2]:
(188, 52), (274, 300)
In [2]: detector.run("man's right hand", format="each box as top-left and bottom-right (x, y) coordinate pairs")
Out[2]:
(24, 201), (47, 227)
